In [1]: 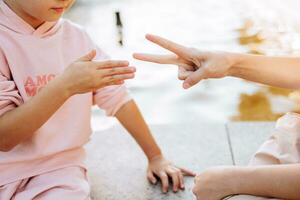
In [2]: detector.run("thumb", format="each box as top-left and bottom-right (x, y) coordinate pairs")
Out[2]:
(178, 66), (191, 80)
(147, 170), (157, 185)
(78, 49), (97, 62)
(183, 67), (206, 89)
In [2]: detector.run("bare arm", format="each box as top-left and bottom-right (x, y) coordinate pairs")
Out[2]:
(193, 164), (300, 200)
(115, 100), (162, 160)
(134, 34), (300, 90)
(234, 164), (300, 199)
(230, 54), (300, 89)
(115, 100), (195, 193)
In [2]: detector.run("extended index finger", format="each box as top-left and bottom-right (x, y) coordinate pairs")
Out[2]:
(146, 34), (191, 59)
(133, 53), (178, 65)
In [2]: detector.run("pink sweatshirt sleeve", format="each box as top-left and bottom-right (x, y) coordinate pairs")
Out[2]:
(93, 84), (132, 116)
(92, 47), (132, 116)
(0, 50), (23, 116)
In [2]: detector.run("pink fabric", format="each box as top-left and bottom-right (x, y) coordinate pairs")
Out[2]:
(0, 0), (131, 186)
(0, 167), (90, 200)
(250, 112), (300, 165)
(228, 113), (300, 200)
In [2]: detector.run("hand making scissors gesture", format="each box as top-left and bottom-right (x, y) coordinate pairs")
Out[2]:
(133, 34), (234, 89)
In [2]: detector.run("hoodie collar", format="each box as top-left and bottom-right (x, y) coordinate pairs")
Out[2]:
(0, 0), (61, 38)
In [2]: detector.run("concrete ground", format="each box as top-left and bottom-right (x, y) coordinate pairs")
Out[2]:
(85, 122), (282, 200)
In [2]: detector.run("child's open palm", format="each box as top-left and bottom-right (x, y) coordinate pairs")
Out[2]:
(61, 50), (136, 95)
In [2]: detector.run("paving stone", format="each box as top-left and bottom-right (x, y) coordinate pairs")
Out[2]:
(86, 123), (232, 200)
(226, 122), (275, 166)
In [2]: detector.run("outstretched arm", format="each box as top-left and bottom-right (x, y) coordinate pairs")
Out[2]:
(230, 54), (300, 89)
(134, 34), (300, 89)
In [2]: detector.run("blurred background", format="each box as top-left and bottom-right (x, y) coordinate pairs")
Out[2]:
(65, 0), (300, 131)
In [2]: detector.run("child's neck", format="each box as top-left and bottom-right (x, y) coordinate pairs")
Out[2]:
(4, 0), (44, 29)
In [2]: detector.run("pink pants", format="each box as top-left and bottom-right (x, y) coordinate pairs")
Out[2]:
(0, 166), (90, 200)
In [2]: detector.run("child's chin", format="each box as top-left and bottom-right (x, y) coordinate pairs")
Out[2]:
(46, 14), (64, 22)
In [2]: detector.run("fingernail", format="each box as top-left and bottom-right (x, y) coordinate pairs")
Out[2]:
(152, 180), (157, 184)
(183, 82), (191, 89)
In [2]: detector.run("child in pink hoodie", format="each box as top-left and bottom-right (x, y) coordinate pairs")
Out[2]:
(0, 1), (195, 199)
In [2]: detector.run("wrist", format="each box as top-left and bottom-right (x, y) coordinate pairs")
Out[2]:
(147, 150), (163, 162)
(227, 53), (245, 77)
(51, 75), (73, 99)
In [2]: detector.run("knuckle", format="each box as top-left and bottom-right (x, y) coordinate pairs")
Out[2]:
(146, 173), (152, 178)
(161, 174), (168, 178)
(189, 77), (198, 85)
(204, 67), (213, 75)
(102, 60), (112, 67)
(170, 172), (177, 176)
(174, 168), (181, 173)
(178, 73), (184, 80)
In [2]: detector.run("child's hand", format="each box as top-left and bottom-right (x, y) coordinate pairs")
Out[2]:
(147, 155), (196, 193)
(192, 166), (239, 200)
(133, 34), (236, 89)
(61, 50), (136, 96)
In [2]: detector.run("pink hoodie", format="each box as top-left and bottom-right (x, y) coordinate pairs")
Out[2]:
(0, 0), (131, 185)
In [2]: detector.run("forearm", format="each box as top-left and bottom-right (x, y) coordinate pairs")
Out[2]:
(115, 100), (162, 161)
(0, 76), (70, 151)
(232, 164), (300, 199)
(229, 54), (300, 89)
